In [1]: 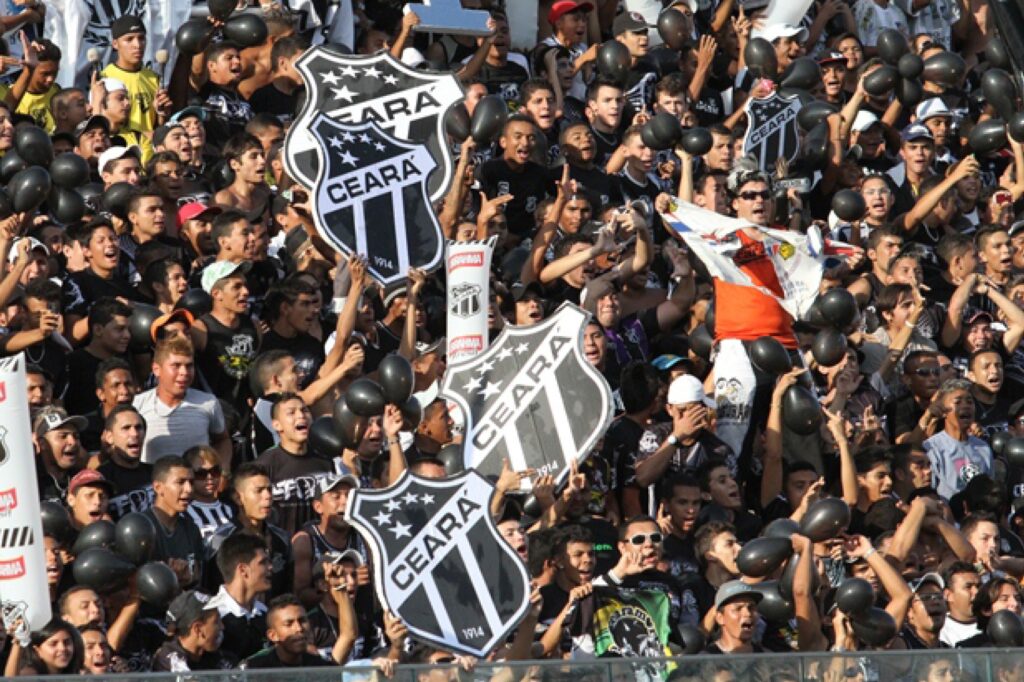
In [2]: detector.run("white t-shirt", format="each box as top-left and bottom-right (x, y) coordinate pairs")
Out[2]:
(133, 387), (226, 464)
(939, 616), (980, 647)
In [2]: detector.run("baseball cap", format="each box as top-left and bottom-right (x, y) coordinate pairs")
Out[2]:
(7, 237), (48, 264)
(909, 572), (944, 592)
(150, 308), (195, 343)
(613, 11), (651, 35)
(667, 374), (715, 407)
(316, 470), (360, 498)
(68, 469), (114, 496)
(1009, 217), (1024, 238)
(91, 78), (126, 111)
(548, 0), (594, 24)
(200, 260), (252, 293)
(177, 202), (221, 230)
(170, 106), (208, 123)
(965, 309), (993, 326)
(915, 97), (953, 122)
(714, 580), (763, 610)
(33, 406), (88, 437)
(152, 122), (185, 148)
(652, 354), (689, 371)
(382, 283), (408, 308)
(415, 337), (446, 357)
(665, 0), (698, 12)
(818, 51), (847, 66)
(110, 14), (146, 39)
(901, 123), (934, 143)
(510, 281), (544, 303)
(852, 110), (880, 133)
(751, 23), (809, 45)
(324, 549), (364, 566)
(167, 590), (216, 633)
(74, 115), (111, 140)
(97, 145), (141, 174)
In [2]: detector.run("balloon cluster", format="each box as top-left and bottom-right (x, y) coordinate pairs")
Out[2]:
(0, 125), (96, 224)
(805, 287), (858, 370)
(176, 2), (269, 54)
(639, 112), (714, 157)
(63, 513), (181, 607)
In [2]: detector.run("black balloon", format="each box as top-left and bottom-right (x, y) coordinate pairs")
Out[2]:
(114, 512), (157, 565)
(1009, 112), (1024, 144)
(400, 395), (423, 431)
(802, 121), (830, 170)
(223, 14), (268, 48)
(9, 166), (51, 213)
(50, 186), (86, 224)
(875, 29), (909, 65)
(780, 57), (821, 91)
(800, 497), (851, 542)
(207, 0), (235, 21)
(49, 152), (91, 190)
(988, 609), (1024, 647)
(444, 103), (471, 143)
(756, 580), (794, 622)
(79, 182), (104, 212)
(777, 87), (813, 107)
(680, 127), (713, 155)
(922, 51), (966, 87)
(345, 378), (387, 417)
(677, 624), (706, 655)
(0, 187), (12, 219)
(136, 561), (180, 607)
(437, 443), (464, 476)
(805, 299), (829, 329)
(596, 40), (631, 84)
(1005, 437), (1024, 467)
(749, 336), (792, 375)
(0, 149), (27, 183)
(851, 607), (898, 646)
(40, 500), (72, 542)
(72, 520), (116, 556)
(981, 69), (1018, 121)
(763, 518), (800, 539)
(835, 578), (874, 616)
(14, 124), (53, 167)
(176, 19), (213, 54)
(333, 396), (369, 448)
(818, 288), (859, 329)
(863, 65), (898, 96)
(783, 385), (822, 435)
(128, 303), (161, 351)
(657, 8), (691, 50)
(832, 188), (866, 222)
(736, 536), (793, 578)
(212, 160), (234, 191)
(470, 95), (508, 146)
(642, 112), (682, 151)
(705, 298), (715, 335)
(378, 354), (415, 404)
(812, 328), (848, 367)
(797, 100), (838, 133)
(968, 118), (1008, 156)
(72, 547), (135, 593)
(896, 77), (924, 107)
(689, 324), (713, 361)
(175, 288), (213, 317)
(986, 37), (1010, 69)
(743, 37), (777, 78)
(779, 552), (818, 600)
(991, 431), (1011, 457)
(310, 415), (345, 457)
(897, 53), (924, 79)
(103, 181), (135, 220)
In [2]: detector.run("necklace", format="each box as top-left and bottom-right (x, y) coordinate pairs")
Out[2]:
(25, 344), (43, 364)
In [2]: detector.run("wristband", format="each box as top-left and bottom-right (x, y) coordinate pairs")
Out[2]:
(863, 547), (877, 560)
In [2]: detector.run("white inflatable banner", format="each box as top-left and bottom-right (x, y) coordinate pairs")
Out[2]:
(445, 237), (495, 362)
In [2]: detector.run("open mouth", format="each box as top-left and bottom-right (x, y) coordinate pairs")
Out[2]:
(514, 147), (530, 162)
(295, 421), (310, 435)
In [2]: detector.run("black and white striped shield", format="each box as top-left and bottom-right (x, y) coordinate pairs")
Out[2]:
(346, 470), (530, 657)
(440, 303), (614, 487)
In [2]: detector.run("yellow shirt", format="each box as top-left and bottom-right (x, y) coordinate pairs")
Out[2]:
(17, 85), (57, 132)
(114, 128), (155, 166)
(101, 63), (159, 133)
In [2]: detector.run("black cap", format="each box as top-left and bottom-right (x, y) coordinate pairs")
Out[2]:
(613, 11), (651, 35)
(167, 590), (215, 633)
(111, 15), (146, 39)
(74, 115), (111, 140)
(510, 281), (544, 303)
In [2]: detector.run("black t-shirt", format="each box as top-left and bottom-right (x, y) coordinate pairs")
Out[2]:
(205, 519), (293, 598)
(692, 87), (726, 128)
(259, 330), (326, 389)
(889, 393), (926, 440)
(476, 60), (530, 104)
(563, 163), (623, 211)
(242, 647), (333, 669)
(197, 312), (258, 406)
(623, 62), (659, 110)
(62, 268), (138, 318)
(248, 83), (300, 125)
(255, 445), (335, 537)
(0, 335), (67, 397)
(590, 126), (621, 168)
(476, 158), (554, 237)
(152, 639), (237, 672)
(200, 82), (255, 145)
(600, 416), (645, 497)
(37, 466), (76, 504)
(662, 533), (699, 580)
(142, 508), (206, 589)
(97, 459), (154, 520)
(219, 608), (268, 661)
(64, 349), (111, 416)
(973, 389), (1012, 438)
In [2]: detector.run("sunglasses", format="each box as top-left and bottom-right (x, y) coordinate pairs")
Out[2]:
(912, 367), (941, 377)
(738, 190), (771, 201)
(193, 466), (222, 479)
(627, 531), (663, 546)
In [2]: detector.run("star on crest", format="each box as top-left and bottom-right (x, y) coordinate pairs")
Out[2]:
(515, 343), (529, 355)
(385, 499), (402, 512)
(359, 133), (372, 143)
(340, 65), (359, 78)
(374, 142), (386, 152)
(480, 381), (502, 399)
(496, 347), (513, 362)
(463, 376), (483, 392)
(389, 522), (411, 539)
(421, 494), (435, 505)
(342, 131), (356, 143)
(329, 136), (344, 150)
(332, 85), (356, 102)
(373, 511), (392, 525)
(365, 65), (382, 78)
(321, 70), (341, 86)
(475, 360), (495, 376)
(403, 492), (419, 506)
(340, 151), (359, 167)
(383, 74), (398, 85)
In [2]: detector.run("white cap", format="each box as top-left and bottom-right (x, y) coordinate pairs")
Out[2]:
(400, 47), (427, 68)
(667, 374), (715, 407)
(97, 145), (141, 174)
(751, 23), (809, 45)
(8, 237), (48, 263)
(90, 77), (127, 109)
(915, 97), (953, 122)
(852, 110), (880, 133)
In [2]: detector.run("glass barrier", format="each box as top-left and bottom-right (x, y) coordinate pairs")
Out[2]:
(26, 648), (1024, 682)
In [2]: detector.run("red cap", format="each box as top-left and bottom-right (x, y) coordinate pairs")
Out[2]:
(69, 469), (114, 496)
(548, 0), (594, 24)
(177, 202), (222, 230)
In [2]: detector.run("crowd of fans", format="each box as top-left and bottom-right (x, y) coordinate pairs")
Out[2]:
(0, 0), (1023, 678)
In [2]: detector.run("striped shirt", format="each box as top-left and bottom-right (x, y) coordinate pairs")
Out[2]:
(133, 388), (226, 464)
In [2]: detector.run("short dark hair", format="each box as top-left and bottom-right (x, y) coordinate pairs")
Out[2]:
(249, 350), (292, 397)
(103, 404), (144, 432)
(263, 278), (317, 323)
(231, 461), (270, 492)
(271, 35), (308, 72)
(902, 350), (938, 373)
(698, 457), (732, 491)
(619, 361), (660, 414)
(87, 297), (132, 333)
(95, 356), (133, 388)
(205, 40), (241, 64)
(854, 445), (893, 474)
(552, 524), (593, 557)
(270, 392), (305, 420)
(224, 132), (264, 162)
(658, 473), (701, 503)
(586, 76), (623, 103)
(867, 226), (902, 252)
(23, 278), (62, 307)
(211, 209), (249, 248)
(216, 532), (267, 583)
(152, 455), (190, 483)
(267, 593), (305, 625)
(618, 514), (659, 541)
(694, 520), (736, 570)
(975, 224), (1009, 252)
(35, 39), (61, 62)
(245, 113), (284, 139)
(519, 78), (554, 108)
(936, 232), (974, 265)
(525, 528), (558, 578)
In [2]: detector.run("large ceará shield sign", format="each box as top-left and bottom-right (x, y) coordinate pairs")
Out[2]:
(441, 303), (614, 486)
(285, 47), (463, 201)
(309, 115), (444, 285)
(742, 92), (802, 172)
(346, 470), (530, 657)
